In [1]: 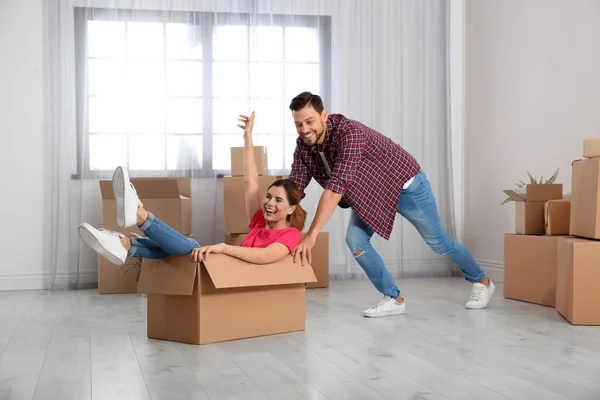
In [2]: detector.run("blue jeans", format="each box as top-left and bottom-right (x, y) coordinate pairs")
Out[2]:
(128, 212), (200, 259)
(345, 171), (485, 298)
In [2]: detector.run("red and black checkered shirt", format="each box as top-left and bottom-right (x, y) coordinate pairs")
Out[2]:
(289, 113), (421, 240)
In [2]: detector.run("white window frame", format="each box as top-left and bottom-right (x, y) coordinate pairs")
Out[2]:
(73, 7), (331, 179)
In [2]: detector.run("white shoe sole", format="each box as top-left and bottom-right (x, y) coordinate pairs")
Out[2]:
(78, 223), (126, 265)
(364, 306), (406, 318)
(112, 166), (135, 228)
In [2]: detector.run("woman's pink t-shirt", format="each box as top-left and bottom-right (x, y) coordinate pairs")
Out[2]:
(240, 210), (302, 254)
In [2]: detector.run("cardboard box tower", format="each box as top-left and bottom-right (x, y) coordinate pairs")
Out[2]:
(503, 138), (600, 326)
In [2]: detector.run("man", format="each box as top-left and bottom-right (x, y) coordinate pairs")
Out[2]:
(287, 91), (494, 318)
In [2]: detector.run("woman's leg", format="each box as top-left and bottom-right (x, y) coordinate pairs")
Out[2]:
(134, 208), (200, 256)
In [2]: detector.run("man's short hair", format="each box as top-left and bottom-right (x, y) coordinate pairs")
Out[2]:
(289, 91), (324, 113)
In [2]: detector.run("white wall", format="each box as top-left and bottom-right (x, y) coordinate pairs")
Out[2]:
(464, 0), (600, 282)
(0, 0), (47, 289)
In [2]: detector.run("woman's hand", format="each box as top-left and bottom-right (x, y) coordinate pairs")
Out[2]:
(190, 243), (229, 263)
(238, 111), (255, 139)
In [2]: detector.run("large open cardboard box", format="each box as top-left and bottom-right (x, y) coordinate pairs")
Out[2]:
(137, 254), (317, 345)
(503, 184), (562, 234)
(225, 232), (330, 289)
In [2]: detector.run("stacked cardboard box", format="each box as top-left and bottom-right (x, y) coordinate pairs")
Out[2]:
(503, 183), (564, 307)
(504, 138), (600, 325)
(223, 146), (330, 288)
(98, 177), (191, 294)
(555, 141), (600, 325)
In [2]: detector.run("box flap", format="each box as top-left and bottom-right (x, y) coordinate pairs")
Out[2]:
(99, 177), (191, 199)
(137, 256), (197, 295)
(202, 254), (317, 289)
(503, 190), (524, 202)
(525, 184), (562, 202)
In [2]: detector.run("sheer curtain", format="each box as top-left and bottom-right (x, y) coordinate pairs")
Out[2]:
(46, 0), (456, 290)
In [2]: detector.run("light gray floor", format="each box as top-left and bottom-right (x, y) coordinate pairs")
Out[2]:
(1, 277), (600, 400)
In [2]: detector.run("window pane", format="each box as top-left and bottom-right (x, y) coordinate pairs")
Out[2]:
(128, 60), (164, 97)
(284, 135), (299, 169)
(89, 134), (127, 170)
(127, 21), (164, 59)
(249, 99), (284, 134)
(212, 134), (244, 170)
(284, 109), (298, 134)
(166, 23), (202, 60)
(250, 26), (283, 62)
(89, 96), (127, 134)
(167, 135), (203, 170)
(88, 59), (126, 97)
(213, 98), (248, 134)
(249, 63), (283, 98)
(213, 62), (248, 98)
(88, 21), (126, 58)
(285, 63), (320, 100)
(129, 135), (165, 170)
(253, 134), (284, 170)
(167, 99), (203, 134)
(128, 97), (164, 134)
(285, 27), (319, 63)
(167, 61), (203, 97)
(213, 25), (247, 61)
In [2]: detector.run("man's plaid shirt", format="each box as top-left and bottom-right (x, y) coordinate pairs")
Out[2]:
(288, 113), (421, 240)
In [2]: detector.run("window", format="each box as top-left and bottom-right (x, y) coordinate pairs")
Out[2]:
(74, 8), (331, 178)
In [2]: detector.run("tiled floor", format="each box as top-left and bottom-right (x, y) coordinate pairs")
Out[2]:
(1, 277), (599, 400)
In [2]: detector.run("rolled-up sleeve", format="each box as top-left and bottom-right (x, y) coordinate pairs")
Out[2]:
(325, 123), (365, 195)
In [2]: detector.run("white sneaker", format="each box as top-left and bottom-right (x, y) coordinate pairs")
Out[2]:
(112, 166), (143, 228)
(363, 296), (406, 318)
(78, 223), (128, 265)
(465, 280), (495, 309)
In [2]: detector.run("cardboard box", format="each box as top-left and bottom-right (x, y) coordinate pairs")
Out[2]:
(98, 256), (141, 294)
(556, 237), (600, 325)
(100, 177), (191, 236)
(544, 199), (571, 236)
(225, 231), (330, 289)
(583, 138), (600, 158)
(570, 158), (600, 239)
(504, 184), (563, 234)
(230, 146), (269, 176)
(137, 254), (317, 345)
(223, 175), (286, 234)
(504, 234), (562, 307)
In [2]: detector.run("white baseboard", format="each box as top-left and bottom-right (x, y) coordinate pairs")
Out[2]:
(0, 271), (98, 291)
(477, 260), (504, 283)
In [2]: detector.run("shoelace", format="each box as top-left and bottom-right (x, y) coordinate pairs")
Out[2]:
(371, 296), (396, 311)
(98, 228), (125, 239)
(469, 285), (485, 302)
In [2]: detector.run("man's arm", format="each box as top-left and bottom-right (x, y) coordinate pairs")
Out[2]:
(294, 123), (366, 263)
(307, 122), (365, 237)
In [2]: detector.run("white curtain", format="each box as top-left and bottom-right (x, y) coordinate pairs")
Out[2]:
(46, 0), (456, 290)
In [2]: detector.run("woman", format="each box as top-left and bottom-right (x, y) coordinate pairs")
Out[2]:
(78, 112), (307, 265)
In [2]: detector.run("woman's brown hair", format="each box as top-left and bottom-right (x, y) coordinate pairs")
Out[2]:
(268, 179), (307, 231)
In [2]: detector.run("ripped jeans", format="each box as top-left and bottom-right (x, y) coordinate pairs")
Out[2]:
(345, 170), (485, 298)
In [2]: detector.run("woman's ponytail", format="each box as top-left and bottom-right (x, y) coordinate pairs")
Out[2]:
(288, 204), (307, 231)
